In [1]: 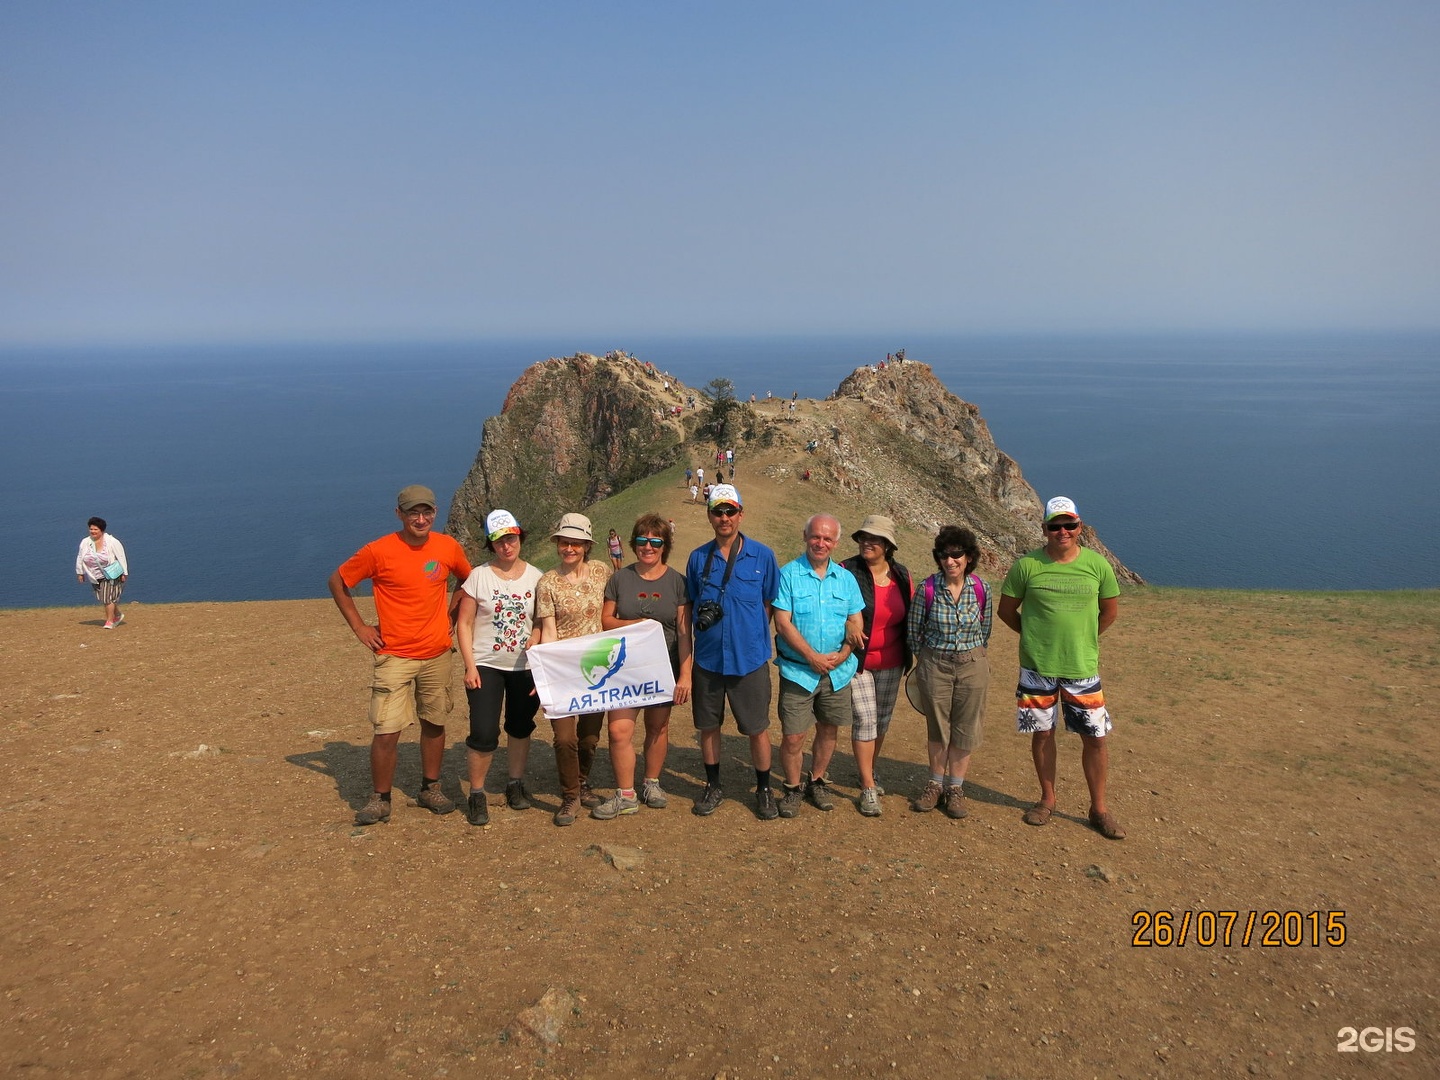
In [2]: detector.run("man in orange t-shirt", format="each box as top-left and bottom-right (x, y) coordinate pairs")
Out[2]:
(328, 485), (473, 826)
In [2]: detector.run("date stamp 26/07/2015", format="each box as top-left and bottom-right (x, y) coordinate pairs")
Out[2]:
(1131, 909), (1346, 948)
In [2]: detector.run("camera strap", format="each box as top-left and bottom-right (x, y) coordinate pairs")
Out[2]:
(700, 534), (742, 602)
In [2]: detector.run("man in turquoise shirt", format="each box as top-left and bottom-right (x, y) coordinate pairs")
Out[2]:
(772, 514), (866, 817)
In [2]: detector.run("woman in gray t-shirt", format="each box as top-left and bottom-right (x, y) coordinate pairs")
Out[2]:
(592, 513), (693, 817)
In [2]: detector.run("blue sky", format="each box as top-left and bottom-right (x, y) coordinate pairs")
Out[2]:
(2, 1), (1437, 345)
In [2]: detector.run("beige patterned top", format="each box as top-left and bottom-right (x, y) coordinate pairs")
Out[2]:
(536, 561), (613, 640)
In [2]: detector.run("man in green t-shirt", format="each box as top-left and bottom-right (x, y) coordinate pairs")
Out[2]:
(998, 496), (1124, 839)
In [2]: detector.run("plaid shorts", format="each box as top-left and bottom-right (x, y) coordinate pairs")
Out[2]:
(1015, 668), (1111, 737)
(850, 666), (903, 742)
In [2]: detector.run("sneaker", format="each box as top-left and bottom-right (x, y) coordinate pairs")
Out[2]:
(417, 785), (456, 815)
(356, 792), (391, 826)
(858, 787), (882, 817)
(640, 778), (668, 809)
(466, 792), (490, 826)
(102, 622), (115, 630)
(754, 787), (778, 820)
(911, 780), (943, 813)
(692, 783), (724, 816)
(805, 777), (835, 812)
(873, 783), (885, 797)
(943, 786), (969, 819)
(592, 791), (640, 820)
(553, 795), (580, 826)
(579, 781), (603, 809)
(115, 613), (125, 626)
(777, 785), (804, 818)
(505, 779), (533, 810)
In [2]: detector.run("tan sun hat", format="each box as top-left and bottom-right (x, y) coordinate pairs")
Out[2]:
(852, 514), (899, 548)
(396, 484), (437, 511)
(550, 512), (593, 542)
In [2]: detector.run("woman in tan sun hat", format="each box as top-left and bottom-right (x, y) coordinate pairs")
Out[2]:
(840, 514), (914, 818)
(535, 512), (613, 826)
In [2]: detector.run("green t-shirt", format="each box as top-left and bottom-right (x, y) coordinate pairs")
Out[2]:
(1000, 547), (1120, 679)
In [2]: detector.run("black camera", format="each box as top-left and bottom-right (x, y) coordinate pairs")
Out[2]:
(694, 600), (724, 632)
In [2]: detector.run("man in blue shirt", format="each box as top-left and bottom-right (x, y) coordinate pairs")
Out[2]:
(685, 484), (781, 819)
(772, 514), (866, 817)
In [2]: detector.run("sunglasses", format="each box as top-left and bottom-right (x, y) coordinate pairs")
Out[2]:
(633, 536), (665, 548)
(935, 550), (968, 561)
(709, 506), (739, 517)
(1046, 521), (1082, 533)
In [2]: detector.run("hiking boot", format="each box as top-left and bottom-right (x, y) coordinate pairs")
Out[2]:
(692, 783), (724, 817)
(417, 785), (456, 815)
(592, 791), (640, 820)
(943, 786), (968, 819)
(579, 781), (603, 809)
(858, 787), (882, 817)
(466, 792), (490, 826)
(505, 779), (533, 810)
(356, 792), (391, 826)
(777, 785), (804, 819)
(805, 777), (835, 812)
(755, 787), (778, 820)
(553, 795), (580, 827)
(911, 780), (943, 813)
(640, 778), (668, 809)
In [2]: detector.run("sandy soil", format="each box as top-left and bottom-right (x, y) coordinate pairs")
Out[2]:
(3, 586), (1436, 1079)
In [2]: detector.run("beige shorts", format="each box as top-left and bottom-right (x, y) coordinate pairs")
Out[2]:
(367, 652), (455, 735)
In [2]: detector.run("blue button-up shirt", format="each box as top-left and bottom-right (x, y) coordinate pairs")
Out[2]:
(772, 556), (864, 693)
(686, 535), (780, 677)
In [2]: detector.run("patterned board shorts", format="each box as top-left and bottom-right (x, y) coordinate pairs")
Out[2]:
(1015, 668), (1112, 737)
(850, 666), (903, 742)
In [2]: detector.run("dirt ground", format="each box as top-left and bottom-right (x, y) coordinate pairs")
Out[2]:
(3, 587), (1437, 1079)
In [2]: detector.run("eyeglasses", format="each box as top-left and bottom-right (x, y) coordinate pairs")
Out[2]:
(556, 538), (588, 548)
(402, 508), (436, 519)
(856, 536), (885, 547)
(1045, 521), (1082, 533)
(633, 536), (665, 548)
(935, 550), (968, 561)
(709, 506), (739, 517)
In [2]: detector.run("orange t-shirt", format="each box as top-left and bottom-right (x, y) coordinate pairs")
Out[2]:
(338, 532), (473, 659)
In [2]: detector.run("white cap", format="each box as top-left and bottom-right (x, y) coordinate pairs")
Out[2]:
(707, 484), (742, 509)
(486, 509), (521, 540)
(1044, 496), (1079, 522)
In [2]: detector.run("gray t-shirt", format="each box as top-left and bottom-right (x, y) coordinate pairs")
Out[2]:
(604, 564), (687, 654)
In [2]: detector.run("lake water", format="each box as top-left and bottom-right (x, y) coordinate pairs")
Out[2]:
(2, 331), (1436, 608)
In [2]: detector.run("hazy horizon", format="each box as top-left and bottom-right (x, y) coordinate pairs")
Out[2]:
(4, 1), (1437, 347)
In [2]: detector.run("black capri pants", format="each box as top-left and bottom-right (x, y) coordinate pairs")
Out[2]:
(464, 666), (541, 753)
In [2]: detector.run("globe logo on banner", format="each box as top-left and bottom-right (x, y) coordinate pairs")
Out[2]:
(581, 636), (627, 690)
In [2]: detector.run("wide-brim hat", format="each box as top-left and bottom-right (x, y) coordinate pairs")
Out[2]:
(852, 514), (898, 548)
(551, 512), (594, 542)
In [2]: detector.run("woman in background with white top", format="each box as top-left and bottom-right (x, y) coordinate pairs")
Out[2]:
(76, 516), (128, 629)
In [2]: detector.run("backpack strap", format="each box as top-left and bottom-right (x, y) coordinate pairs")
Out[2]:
(969, 574), (986, 614)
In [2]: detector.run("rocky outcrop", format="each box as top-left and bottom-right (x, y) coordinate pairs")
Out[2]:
(446, 352), (1142, 583)
(823, 363), (1141, 581)
(447, 352), (690, 554)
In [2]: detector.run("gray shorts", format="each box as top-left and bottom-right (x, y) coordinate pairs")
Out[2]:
(777, 676), (853, 736)
(692, 664), (772, 737)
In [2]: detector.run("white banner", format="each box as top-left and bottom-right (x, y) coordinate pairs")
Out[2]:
(526, 619), (676, 720)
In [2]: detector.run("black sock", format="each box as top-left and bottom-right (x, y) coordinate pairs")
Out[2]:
(375, 791), (392, 801)
(755, 768), (771, 791)
(705, 762), (721, 785)
(422, 777), (440, 789)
